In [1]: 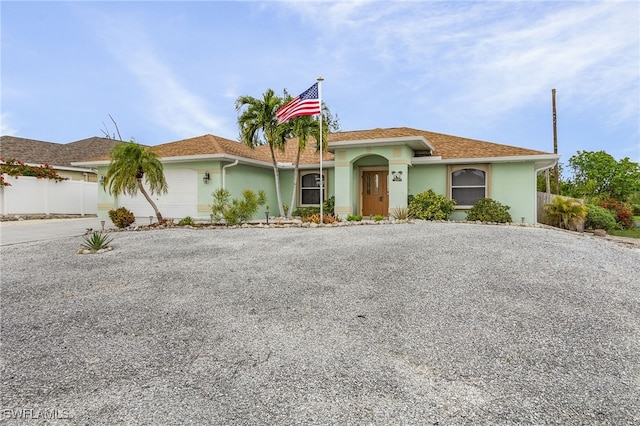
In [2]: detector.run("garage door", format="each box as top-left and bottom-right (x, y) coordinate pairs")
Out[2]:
(119, 169), (198, 220)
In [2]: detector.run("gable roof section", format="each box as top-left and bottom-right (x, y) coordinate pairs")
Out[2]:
(0, 135), (120, 167)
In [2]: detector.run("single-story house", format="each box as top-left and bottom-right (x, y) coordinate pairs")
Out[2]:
(74, 127), (559, 224)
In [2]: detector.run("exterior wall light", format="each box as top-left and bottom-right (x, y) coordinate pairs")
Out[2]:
(203, 172), (210, 184)
(99, 175), (105, 185)
(392, 171), (403, 182)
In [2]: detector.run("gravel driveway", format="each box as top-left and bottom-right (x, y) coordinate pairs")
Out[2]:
(1, 221), (639, 425)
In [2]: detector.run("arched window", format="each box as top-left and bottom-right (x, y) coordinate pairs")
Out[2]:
(450, 166), (488, 206)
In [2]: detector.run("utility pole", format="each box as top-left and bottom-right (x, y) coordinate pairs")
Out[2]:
(552, 89), (559, 194)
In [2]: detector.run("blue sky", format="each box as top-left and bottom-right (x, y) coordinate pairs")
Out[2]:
(2, 1), (639, 166)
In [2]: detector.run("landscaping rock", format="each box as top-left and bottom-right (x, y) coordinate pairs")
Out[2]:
(594, 229), (608, 237)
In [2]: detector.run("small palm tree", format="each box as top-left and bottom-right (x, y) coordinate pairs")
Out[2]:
(104, 141), (168, 222)
(544, 197), (587, 229)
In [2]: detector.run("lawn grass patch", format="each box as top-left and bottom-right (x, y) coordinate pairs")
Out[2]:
(609, 228), (640, 239)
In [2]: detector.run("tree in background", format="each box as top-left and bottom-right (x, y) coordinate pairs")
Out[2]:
(568, 151), (640, 202)
(104, 141), (168, 222)
(235, 89), (288, 217)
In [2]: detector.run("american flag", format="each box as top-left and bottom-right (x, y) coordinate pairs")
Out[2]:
(276, 83), (321, 124)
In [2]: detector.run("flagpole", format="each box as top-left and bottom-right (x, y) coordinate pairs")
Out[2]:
(317, 76), (324, 224)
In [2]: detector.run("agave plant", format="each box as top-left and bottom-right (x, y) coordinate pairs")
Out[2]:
(81, 232), (113, 251)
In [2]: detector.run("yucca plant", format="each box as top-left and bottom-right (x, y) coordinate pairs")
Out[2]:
(390, 206), (410, 220)
(81, 232), (113, 251)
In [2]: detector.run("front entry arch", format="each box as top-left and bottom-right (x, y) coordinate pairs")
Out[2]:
(361, 170), (388, 217)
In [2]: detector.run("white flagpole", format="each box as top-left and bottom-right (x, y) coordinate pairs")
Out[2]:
(317, 76), (324, 224)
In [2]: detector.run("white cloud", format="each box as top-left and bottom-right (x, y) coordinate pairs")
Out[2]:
(284, 1), (639, 129)
(93, 14), (234, 140)
(0, 113), (18, 136)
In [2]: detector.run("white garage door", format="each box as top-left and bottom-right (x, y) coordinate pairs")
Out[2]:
(119, 169), (197, 220)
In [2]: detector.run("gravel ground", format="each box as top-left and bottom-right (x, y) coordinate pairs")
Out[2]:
(1, 221), (639, 425)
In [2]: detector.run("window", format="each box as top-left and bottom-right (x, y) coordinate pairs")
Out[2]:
(449, 166), (489, 207)
(299, 172), (326, 206)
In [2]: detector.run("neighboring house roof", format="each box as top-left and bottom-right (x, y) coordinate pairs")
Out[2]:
(0, 135), (120, 168)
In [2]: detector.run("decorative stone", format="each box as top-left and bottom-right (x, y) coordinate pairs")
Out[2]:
(594, 229), (607, 237)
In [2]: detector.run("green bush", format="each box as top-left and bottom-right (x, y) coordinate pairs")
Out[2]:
(108, 207), (135, 228)
(323, 196), (335, 215)
(178, 216), (194, 226)
(211, 188), (266, 225)
(408, 190), (456, 220)
(346, 214), (363, 221)
(374, 214), (385, 221)
(466, 198), (512, 223)
(585, 204), (617, 230)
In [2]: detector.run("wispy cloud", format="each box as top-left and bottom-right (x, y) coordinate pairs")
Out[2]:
(284, 1), (638, 129)
(92, 13), (234, 140)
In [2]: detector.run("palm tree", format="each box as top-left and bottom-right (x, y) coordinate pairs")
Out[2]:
(104, 141), (168, 222)
(287, 114), (324, 218)
(235, 89), (287, 217)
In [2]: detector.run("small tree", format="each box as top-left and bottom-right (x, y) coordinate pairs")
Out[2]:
(568, 151), (640, 202)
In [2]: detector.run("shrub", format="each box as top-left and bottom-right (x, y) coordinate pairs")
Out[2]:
(211, 188), (266, 226)
(346, 214), (363, 221)
(323, 196), (335, 215)
(81, 232), (113, 251)
(543, 197), (587, 230)
(390, 206), (410, 220)
(292, 206), (320, 218)
(178, 216), (194, 226)
(585, 204), (617, 230)
(108, 207), (135, 228)
(408, 190), (456, 220)
(599, 198), (634, 229)
(466, 198), (512, 223)
(374, 214), (385, 221)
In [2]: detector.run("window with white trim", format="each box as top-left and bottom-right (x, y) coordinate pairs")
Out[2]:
(450, 166), (488, 207)
(299, 172), (326, 206)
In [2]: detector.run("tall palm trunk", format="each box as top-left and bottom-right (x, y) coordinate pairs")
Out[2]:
(136, 179), (164, 222)
(288, 147), (302, 219)
(268, 144), (285, 217)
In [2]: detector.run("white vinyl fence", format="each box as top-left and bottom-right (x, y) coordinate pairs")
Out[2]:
(0, 175), (97, 216)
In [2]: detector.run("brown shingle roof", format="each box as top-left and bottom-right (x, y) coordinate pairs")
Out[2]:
(326, 127), (550, 159)
(0, 136), (120, 167)
(255, 127), (550, 165)
(150, 134), (271, 162)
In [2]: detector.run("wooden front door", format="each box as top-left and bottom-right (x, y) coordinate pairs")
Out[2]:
(361, 170), (389, 217)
